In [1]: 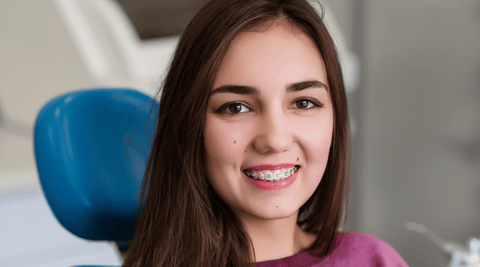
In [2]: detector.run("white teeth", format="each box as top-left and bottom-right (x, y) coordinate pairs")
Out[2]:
(244, 166), (299, 182)
(265, 170), (273, 181)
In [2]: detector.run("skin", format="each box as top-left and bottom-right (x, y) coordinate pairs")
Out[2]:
(203, 20), (334, 262)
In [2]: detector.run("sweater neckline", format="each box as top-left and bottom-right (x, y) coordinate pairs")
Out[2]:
(254, 232), (346, 264)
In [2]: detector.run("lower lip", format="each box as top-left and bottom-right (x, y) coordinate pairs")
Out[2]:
(244, 169), (299, 190)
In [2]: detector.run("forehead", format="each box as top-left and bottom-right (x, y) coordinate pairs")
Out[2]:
(213, 20), (327, 91)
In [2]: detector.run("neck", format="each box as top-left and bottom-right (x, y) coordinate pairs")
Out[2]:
(240, 211), (317, 262)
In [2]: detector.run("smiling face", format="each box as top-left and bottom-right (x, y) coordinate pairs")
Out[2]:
(203, 21), (334, 223)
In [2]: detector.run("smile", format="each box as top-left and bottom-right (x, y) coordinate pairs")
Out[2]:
(243, 165), (299, 181)
(242, 164), (301, 191)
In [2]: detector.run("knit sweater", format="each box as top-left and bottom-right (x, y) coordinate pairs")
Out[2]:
(255, 232), (409, 266)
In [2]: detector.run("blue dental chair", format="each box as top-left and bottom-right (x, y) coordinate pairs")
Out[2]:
(34, 89), (158, 267)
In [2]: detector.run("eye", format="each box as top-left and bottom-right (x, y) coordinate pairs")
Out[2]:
(291, 98), (322, 109)
(216, 102), (251, 114)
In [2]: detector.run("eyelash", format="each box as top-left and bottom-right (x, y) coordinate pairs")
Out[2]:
(215, 98), (323, 115)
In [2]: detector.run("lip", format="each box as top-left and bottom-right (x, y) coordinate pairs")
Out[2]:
(244, 167), (299, 190)
(243, 163), (297, 171)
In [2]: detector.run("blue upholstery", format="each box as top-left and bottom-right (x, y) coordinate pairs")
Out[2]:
(34, 89), (158, 265)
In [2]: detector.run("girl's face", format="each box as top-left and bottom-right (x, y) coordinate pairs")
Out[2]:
(204, 22), (333, 222)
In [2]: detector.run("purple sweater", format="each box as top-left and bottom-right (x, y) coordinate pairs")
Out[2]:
(255, 232), (409, 267)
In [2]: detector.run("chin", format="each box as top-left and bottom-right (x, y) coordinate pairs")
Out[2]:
(248, 203), (301, 221)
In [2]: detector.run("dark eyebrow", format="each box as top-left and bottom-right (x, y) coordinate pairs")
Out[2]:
(286, 80), (328, 93)
(209, 80), (328, 97)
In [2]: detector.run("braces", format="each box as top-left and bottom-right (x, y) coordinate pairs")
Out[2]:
(244, 166), (299, 181)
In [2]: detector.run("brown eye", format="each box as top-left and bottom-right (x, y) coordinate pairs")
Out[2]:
(293, 99), (315, 109)
(216, 102), (250, 114)
(229, 103), (243, 113)
(298, 100), (309, 108)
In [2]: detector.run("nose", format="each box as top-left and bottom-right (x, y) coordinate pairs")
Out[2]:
(253, 108), (293, 154)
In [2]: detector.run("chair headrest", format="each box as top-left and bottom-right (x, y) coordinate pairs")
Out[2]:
(34, 89), (158, 241)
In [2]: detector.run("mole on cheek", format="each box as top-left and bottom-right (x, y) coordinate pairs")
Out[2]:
(297, 157), (299, 161)
(234, 141), (236, 144)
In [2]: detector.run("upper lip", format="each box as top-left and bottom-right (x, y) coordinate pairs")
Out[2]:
(243, 164), (299, 171)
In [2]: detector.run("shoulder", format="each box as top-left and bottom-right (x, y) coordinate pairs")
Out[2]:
(336, 231), (388, 248)
(322, 231), (409, 267)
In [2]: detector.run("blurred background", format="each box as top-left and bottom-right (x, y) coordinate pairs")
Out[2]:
(0, 0), (479, 266)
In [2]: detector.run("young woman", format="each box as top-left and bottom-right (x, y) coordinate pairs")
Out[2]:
(122, 0), (409, 266)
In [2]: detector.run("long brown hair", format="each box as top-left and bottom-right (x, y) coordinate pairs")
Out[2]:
(122, 0), (349, 266)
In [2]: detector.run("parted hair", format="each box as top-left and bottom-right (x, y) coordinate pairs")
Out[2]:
(122, 0), (350, 266)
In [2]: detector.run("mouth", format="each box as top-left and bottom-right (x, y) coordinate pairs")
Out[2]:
(243, 165), (300, 182)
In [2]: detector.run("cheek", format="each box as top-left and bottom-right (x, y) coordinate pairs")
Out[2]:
(301, 123), (333, 194)
(203, 121), (221, 176)
(298, 119), (333, 192)
(203, 119), (245, 206)
(204, 121), (238, 162)
(203, 117), (248, 186)
(204, 116), (251, 159)
(300, 116), (333, 158)
(204, 124), (227, 194)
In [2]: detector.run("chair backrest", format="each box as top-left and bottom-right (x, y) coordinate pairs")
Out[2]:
(34, 88), (158, 243)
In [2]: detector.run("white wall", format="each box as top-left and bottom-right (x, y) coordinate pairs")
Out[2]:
(0, 0), (99, 176)
(361, 0), (480, 266)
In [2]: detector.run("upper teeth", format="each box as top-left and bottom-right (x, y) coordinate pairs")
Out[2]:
(244, 166), (299, 181)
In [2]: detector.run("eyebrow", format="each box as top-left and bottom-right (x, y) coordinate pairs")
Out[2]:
(209, 80), (328, 97)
